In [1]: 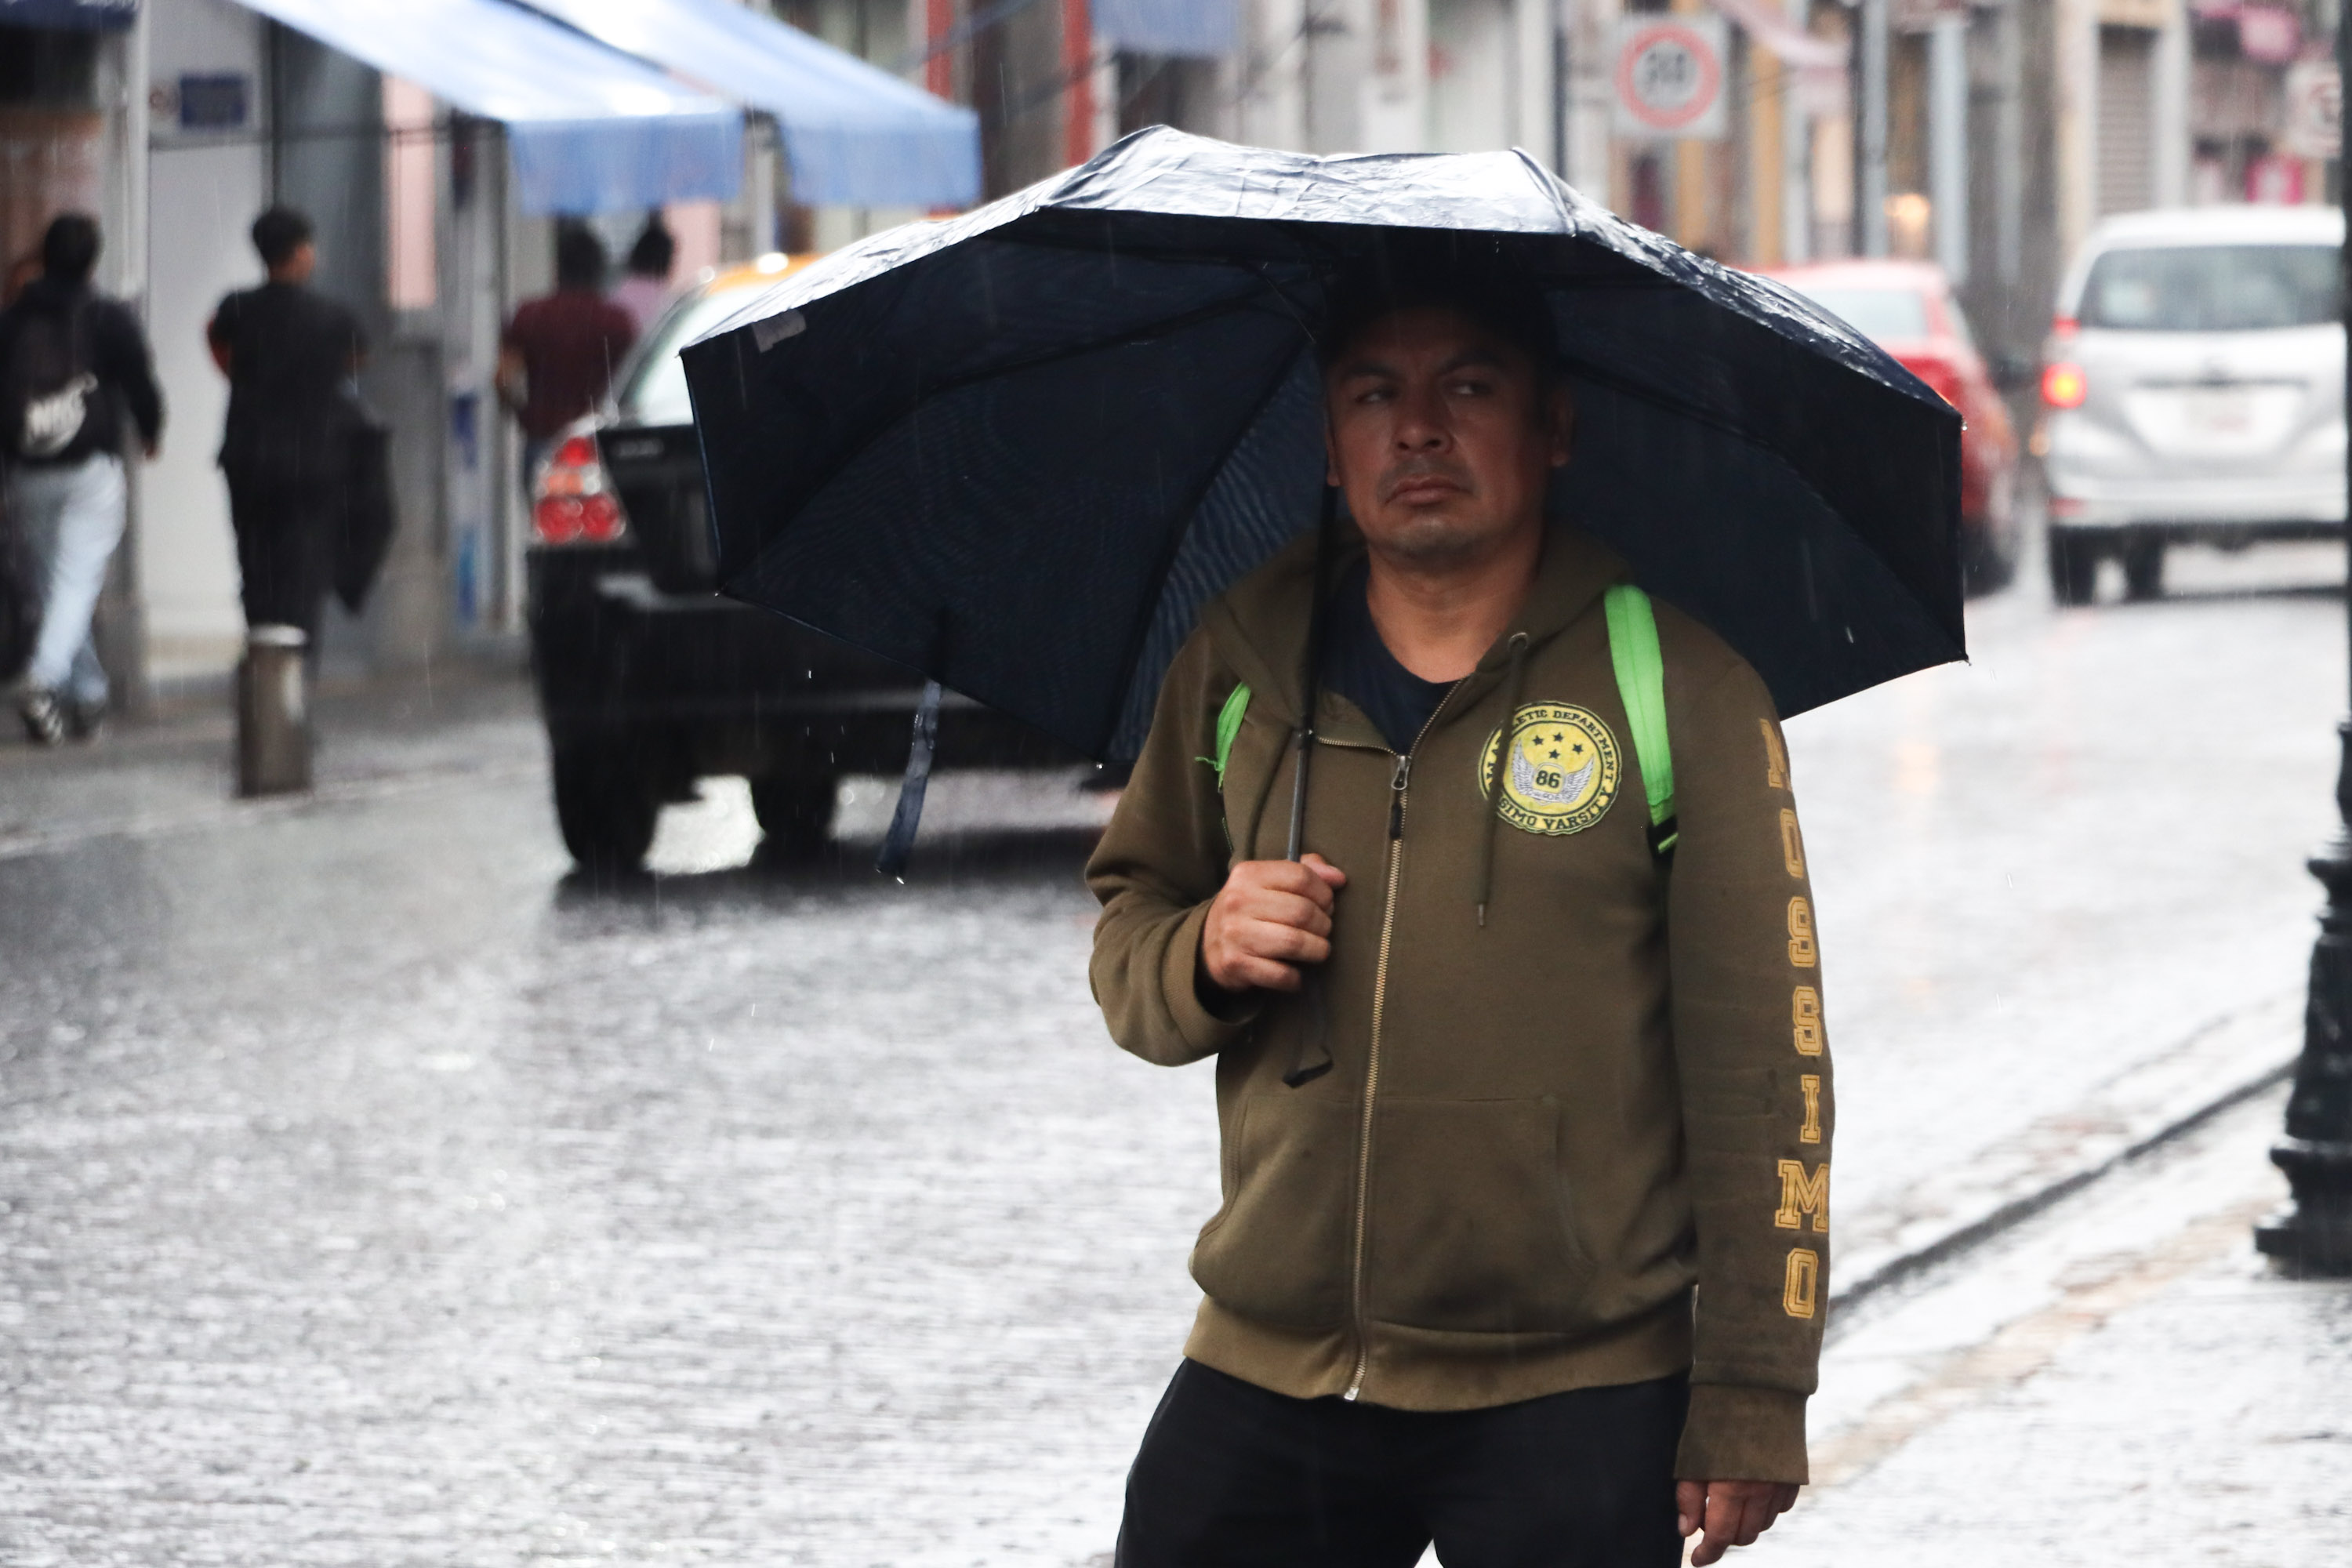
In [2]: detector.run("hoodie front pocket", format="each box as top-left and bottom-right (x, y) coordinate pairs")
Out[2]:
(1363, 1096), (1600, 1334)
(1189, 1094), (1357, 1332)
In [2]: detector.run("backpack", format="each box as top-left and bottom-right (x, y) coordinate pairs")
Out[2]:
(1210, 582), (1679, 859)
(5, 300), (96, 461)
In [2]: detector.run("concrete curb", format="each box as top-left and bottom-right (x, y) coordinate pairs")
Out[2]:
(1828, 996), (2300, 1330)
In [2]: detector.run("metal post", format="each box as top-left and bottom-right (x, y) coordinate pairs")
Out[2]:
(1929, 12), (1968, 282)
(1995, 0), (2022, 288)
(1062, 0), (1095, 169)
(1859, 0), (1889, 256)
(2151, 0), (2190, 205)
(2254, 0), (2352, 1276)
(1555, 3), (1571, 178)
(1782, 0), (1813, 265)
(2056, 0), (2097, 268)
(100, 13), (152, 718)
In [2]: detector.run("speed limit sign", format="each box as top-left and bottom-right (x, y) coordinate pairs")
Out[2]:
(1612, 14), (1729, 140)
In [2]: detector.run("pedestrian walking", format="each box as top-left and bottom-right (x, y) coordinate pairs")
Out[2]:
(206, 205), (368, 648)
(498, 224), (636, 494)
(1088, 257), (1831, 1565)
(609, 214), (677, 339)
(0, 212), (164, 744)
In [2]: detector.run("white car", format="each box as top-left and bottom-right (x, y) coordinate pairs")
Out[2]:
(2040, 205), (2343, 604)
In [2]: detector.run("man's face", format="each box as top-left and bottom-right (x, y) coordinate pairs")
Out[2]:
(1323, 304), (1573, 568)
(277, 241), (318, 284)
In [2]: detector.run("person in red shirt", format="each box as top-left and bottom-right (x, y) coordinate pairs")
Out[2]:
(497, 224), (637, 495)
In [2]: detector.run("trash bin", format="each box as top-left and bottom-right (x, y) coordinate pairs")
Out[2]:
(237, 624), (310, 797)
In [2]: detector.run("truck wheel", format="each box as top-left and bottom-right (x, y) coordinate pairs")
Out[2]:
(551, 743), (659, 875)
(1962, 518), (2015, 597)
(2122, 539), (2165, 601)
(2047, 527), (2099, 607)
(750, 772), (839, 861)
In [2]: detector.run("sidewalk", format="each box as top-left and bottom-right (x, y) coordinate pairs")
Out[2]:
(0, 657), (543, 862)
(1769, 1080), (2352, 1566)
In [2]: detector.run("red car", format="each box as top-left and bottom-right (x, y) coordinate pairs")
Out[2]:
(1755, 260), (2022, 590)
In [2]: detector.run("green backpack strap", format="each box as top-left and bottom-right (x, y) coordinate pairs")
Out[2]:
(1602, 584), (1677, 860)
(1207, 681), (1251, 786)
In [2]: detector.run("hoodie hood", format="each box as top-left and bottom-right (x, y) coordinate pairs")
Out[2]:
(1197, 520), (1634, 748)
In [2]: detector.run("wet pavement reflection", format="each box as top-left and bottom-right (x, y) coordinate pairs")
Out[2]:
(0, 539), (2345, 1563)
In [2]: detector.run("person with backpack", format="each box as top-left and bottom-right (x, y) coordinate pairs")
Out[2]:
(0, 213), (163, 744)
(206, 205), (368, 652)
(1087, 260), (1831, 1565)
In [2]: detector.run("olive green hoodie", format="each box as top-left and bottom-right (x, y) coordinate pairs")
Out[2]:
(1087, 524), (1833, 1483)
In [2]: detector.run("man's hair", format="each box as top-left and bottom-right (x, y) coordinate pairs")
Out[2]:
(626, 216), (675, 279)
(40, 213), (100, 286)
(251, 205), (314, 270)
(1318, 241), (1559, 381)
(556, 223), (608, 289)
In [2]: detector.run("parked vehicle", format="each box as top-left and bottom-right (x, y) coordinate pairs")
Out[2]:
(1757, 260), (2022, 592)
(526, 256), (1073, 873)
(2038, 205), (2344, 605)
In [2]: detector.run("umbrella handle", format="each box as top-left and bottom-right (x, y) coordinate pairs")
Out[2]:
(1280, 486), (1338, 1088)
(1281, 712), (1334, 1087)
(1283, 723), (1312, 862)
(1284, 485), (1339, 864)
(877, 680), (943, 879)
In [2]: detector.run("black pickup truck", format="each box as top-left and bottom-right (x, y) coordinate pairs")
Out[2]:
(525, 260), (1072, 873)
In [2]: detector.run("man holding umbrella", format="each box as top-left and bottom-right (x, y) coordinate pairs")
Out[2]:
(681, 128), (1963, 1568)
(1088, 253), (1828, 1566)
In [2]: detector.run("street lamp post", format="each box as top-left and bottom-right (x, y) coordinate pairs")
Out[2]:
(2255, 5), (2352, 1276)
(1858, 0), (1889, 257)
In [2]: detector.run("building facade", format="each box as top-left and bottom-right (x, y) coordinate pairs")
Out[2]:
(1, 0), (2341, 705)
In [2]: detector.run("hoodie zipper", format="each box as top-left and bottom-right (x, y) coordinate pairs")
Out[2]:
(1341, 696), (1454, 1401)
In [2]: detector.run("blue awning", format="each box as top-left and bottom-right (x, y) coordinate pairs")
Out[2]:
(0, 0), (136, 28)
(1093, 0), (1236, 58)
(232, 0), (741, 215)
(519, 0), (981, 210)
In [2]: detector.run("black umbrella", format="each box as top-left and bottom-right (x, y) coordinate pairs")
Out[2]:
(683, 126), (1963, 780)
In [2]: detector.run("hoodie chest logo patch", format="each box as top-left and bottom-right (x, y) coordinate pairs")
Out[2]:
(1478, 703), (1621, 836)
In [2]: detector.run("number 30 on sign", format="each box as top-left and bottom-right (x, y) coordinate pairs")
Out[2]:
(1611, 15), (1729, 140)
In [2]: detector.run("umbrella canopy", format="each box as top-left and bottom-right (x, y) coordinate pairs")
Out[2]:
(682, 127), (1965, 764)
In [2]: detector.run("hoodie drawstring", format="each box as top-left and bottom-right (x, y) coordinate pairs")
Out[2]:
(1475, 631), (1530, 927)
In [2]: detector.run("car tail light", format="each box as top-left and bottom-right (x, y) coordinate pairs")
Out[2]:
(533, 430), (628, 544)
(2041, 361), (2088, 409)
(1905, 354), (1965, 410)
(2052, 314), (2079, 336)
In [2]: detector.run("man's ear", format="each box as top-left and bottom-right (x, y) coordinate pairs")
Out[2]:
(1550, 384), (1577, 467)
(1323, 413), (1341, 488)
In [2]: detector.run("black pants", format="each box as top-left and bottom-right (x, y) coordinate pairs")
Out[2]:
(227, 471), (339, 641)
(1116, 1361), (1686, 1568)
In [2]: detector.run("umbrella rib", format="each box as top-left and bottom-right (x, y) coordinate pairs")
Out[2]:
(1098, 339), (1317, 757)
(740, 278), (1316, 753)
(1555, 348), (1962, 654)
(897, 290), (1297, 411)
(770, 283), (1305, 572)
(1555, 345), (1923, 495)
(1510, 147), (1580, 236)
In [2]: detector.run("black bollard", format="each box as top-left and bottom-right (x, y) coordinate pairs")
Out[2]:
(2255, 0), (2352, 1276)
(2257, 724), (2352, 1274)
(236, 624), (312, 797)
